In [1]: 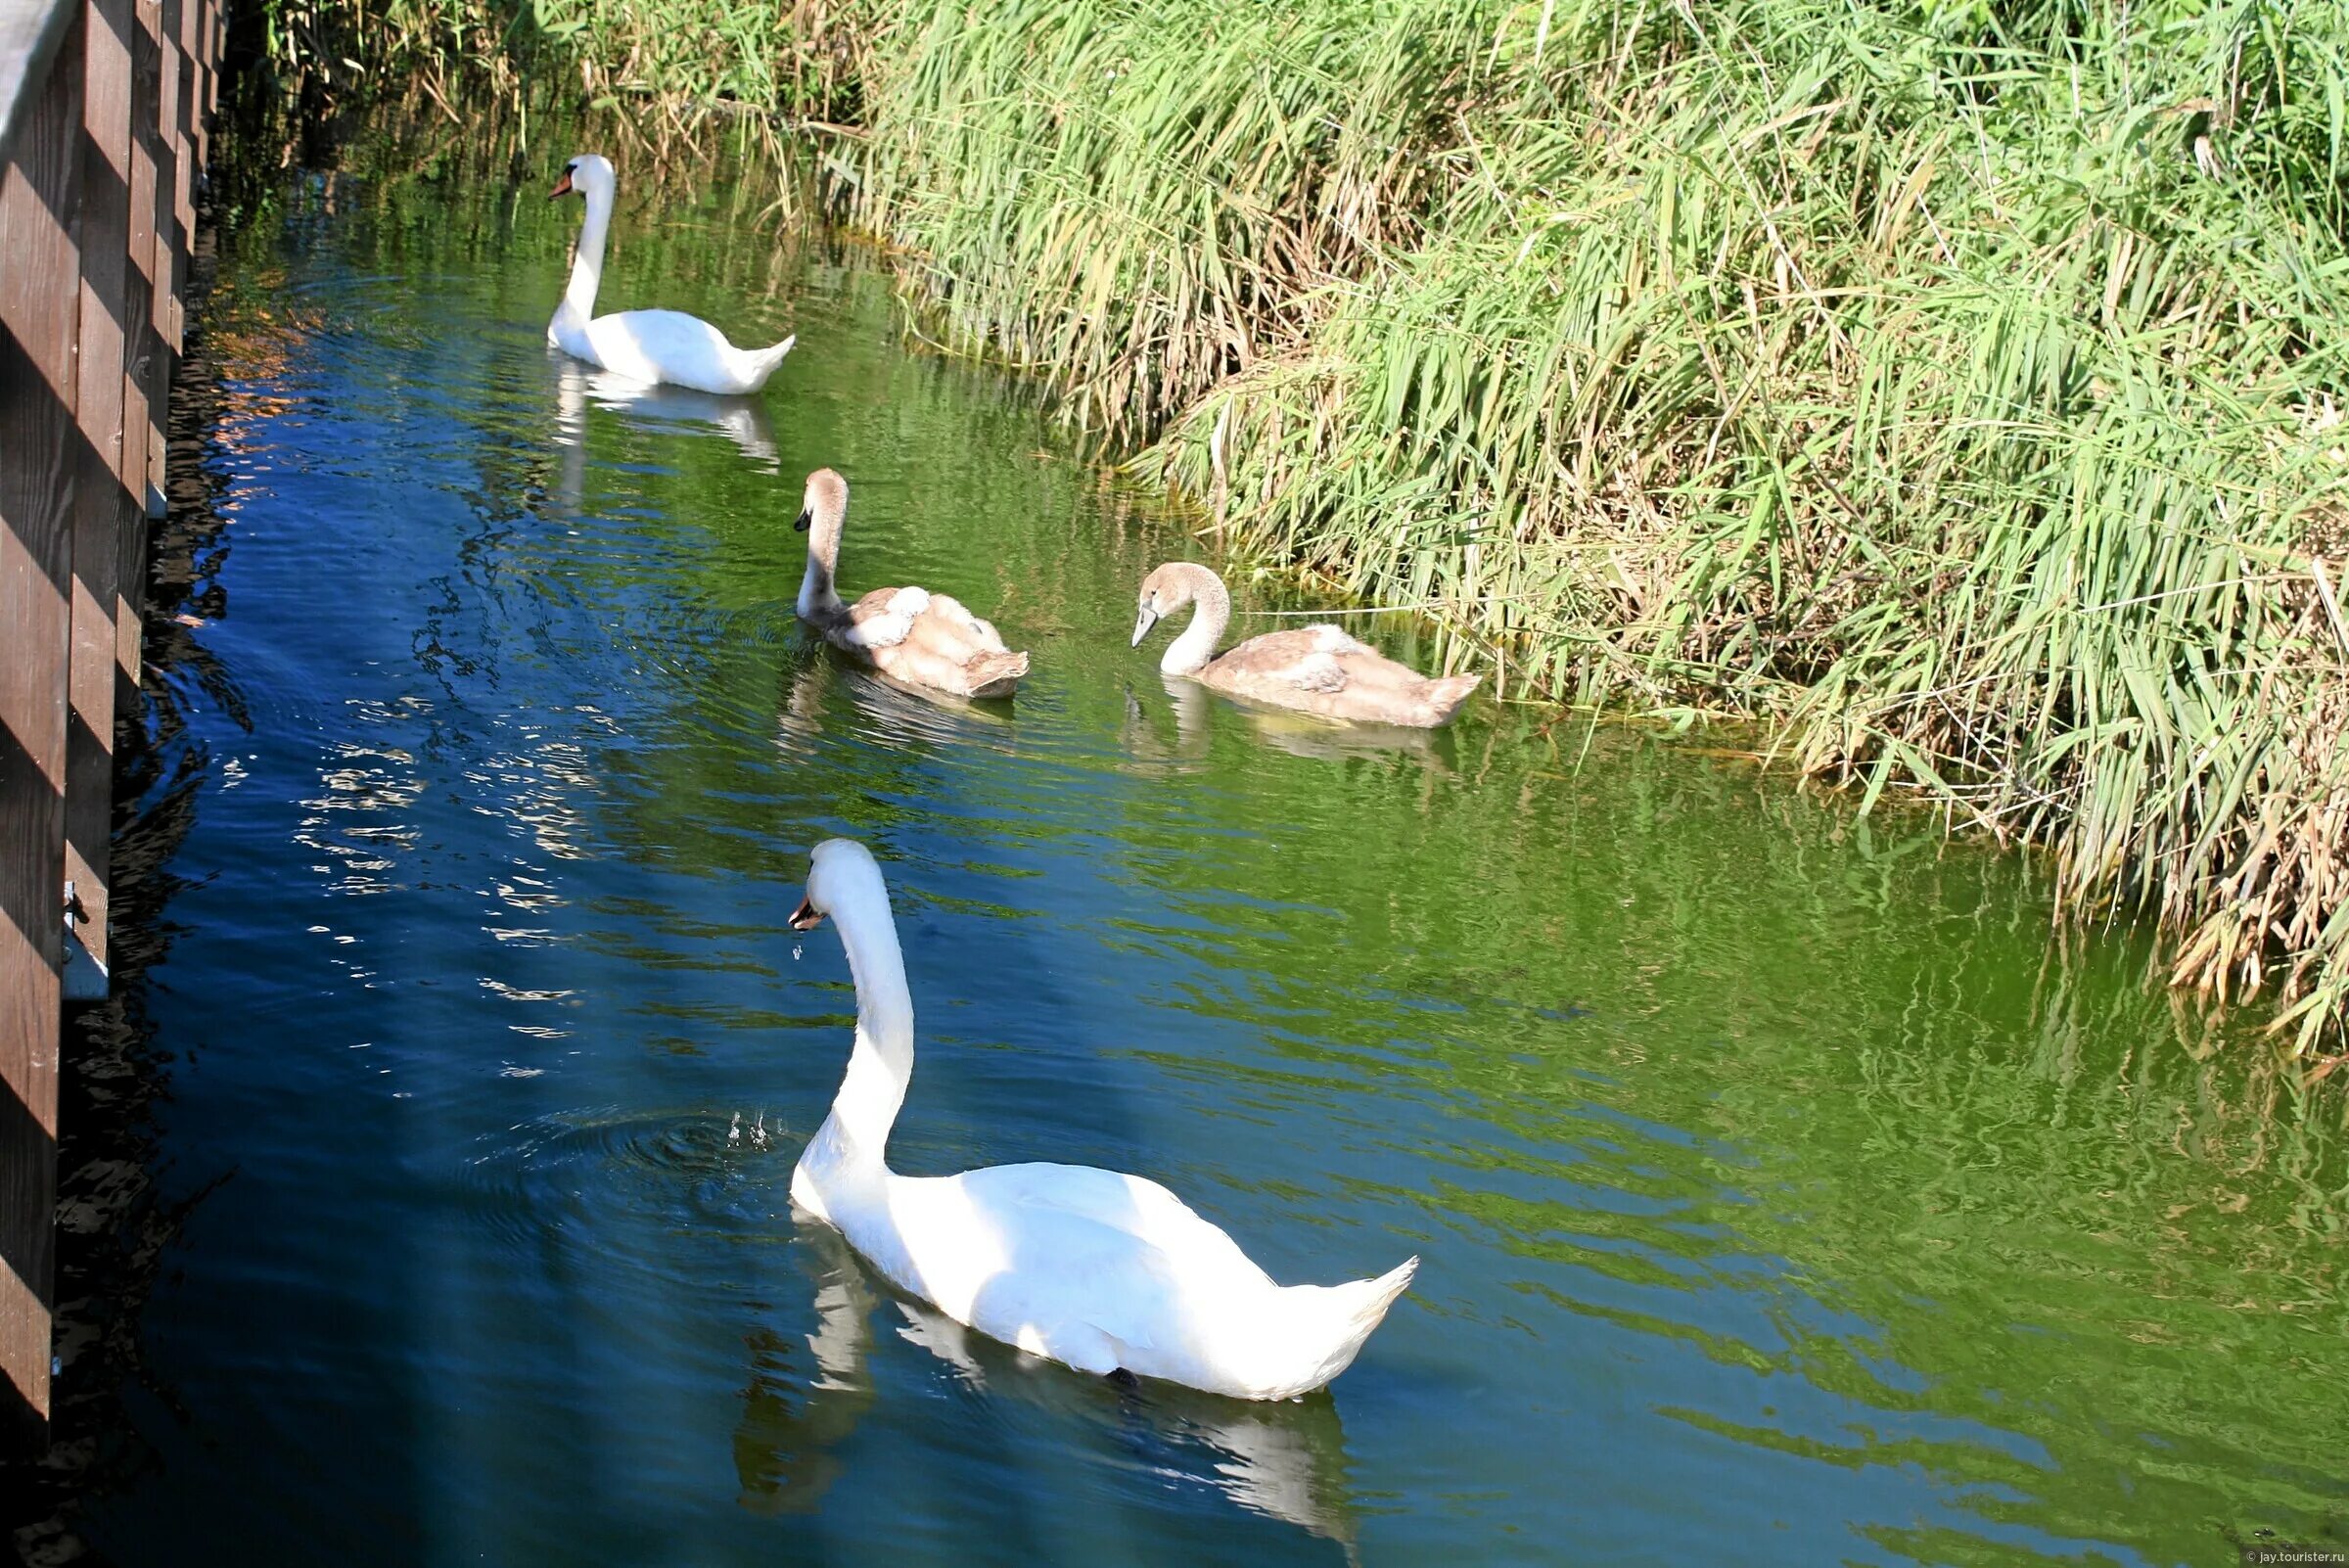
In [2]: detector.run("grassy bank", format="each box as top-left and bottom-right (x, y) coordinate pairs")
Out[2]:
(246, 0), (2349, 1062)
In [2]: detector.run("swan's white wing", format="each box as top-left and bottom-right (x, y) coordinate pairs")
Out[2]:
(583, 308), (740, 388)
(871, 1163), (1275, 1368)
(1211, 630), (1357, 694)
(935, 1164), (1277, 1295)
(962, 1200), (1180, 1360)
(950, 1162), (1272, 1284)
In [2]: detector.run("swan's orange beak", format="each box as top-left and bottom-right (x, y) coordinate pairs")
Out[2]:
(549, 171), (575, 201)
(788, 894), (824, 932)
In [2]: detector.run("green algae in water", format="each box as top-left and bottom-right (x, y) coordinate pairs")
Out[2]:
(79, 112), (2349, 1567)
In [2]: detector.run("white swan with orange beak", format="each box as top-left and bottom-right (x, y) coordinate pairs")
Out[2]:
(546, 154), (796, 396)
(785, 839), (1417, 1400)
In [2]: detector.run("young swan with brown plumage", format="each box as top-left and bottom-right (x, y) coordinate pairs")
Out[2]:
(794, 470), (1030, 699)
(1131, 563), (1479, 728)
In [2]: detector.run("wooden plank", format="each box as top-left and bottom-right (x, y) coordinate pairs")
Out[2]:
(157, 0), (180, 353)
(182, 0), (200, 212)
(62, 0), (137, 998)
(0, 0), (86, 1440)
(171, 0), (193, 175)
(190, 0), (206, 137)
(167, 0), (185, 231)
(130, 0), (167, 521)
(115, 0), (160, 689)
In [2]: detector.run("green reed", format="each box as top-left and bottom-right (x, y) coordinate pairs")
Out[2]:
(241, 0), (2349, 1059)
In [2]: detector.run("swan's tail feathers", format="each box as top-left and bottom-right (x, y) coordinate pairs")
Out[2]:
(744, 334), (797, 390)
(1261, 1255), (1417, 1400)
(1415, 672), (1481, 726)
(1342, 1255), (1418, 1338)
(961, 649), (1030, 700)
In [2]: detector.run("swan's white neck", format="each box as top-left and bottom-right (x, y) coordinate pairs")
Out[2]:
(1163, 569), (1230, 675)
(559, 182), (615, 326)
(799, 878), (913, 1190)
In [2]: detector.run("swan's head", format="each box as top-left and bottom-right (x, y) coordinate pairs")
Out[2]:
(794, 468), (848, 534)
(793, 469), (851, 579)
(789, 838), (887, 932)
(549, 154), (617, 203)
(1132, 562), (1210, 647)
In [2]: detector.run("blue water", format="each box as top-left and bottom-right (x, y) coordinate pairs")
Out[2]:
(70, 139), (2349, 1566)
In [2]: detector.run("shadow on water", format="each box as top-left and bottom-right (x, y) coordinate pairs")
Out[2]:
(1, 186), (438, 1562)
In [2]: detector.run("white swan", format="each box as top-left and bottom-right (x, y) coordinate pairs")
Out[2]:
(786, 839), (1417, 1401)
(547, 155), (796, 396)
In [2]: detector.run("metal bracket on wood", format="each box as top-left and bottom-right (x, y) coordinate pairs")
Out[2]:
(62, 878), (108, 1000)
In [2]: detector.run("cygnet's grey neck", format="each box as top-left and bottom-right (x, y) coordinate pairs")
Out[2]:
(1163, 567), (1231, 675)
(797, 509), (845, 618)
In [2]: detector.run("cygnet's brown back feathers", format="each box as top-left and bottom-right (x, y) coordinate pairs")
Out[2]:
(1134, 562), (1478, 727)
(794, 471), (1031, 699)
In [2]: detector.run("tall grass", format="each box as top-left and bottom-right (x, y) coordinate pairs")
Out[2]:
(844, 0), (1500, 439)
(240, 0), (2349, 1059)
(255, 0), (863, 121)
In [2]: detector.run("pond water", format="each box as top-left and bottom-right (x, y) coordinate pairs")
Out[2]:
(79, 117), (2348, 1566)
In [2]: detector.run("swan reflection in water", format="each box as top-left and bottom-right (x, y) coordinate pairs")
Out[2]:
(732, 1235), (877, 1518)
(550, 357), (780, 470)
(774, 650), (1019, 768)
(1126, 669), (1455, 773)
(734, 1221), (1361, 1550)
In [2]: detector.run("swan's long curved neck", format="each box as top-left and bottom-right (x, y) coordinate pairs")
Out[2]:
(804, 885), (914, 1183)
(797, 509), (846, 619)
(560, 184), (615, 324)
(1164, 567), (1231, 675)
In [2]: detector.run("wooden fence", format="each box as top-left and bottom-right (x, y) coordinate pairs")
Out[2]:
(0, 0), (219, 1448)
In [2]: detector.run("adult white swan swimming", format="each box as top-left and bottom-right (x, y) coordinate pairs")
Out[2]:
(545, 154), (796, 395)
(785, 839), (1418, 1400)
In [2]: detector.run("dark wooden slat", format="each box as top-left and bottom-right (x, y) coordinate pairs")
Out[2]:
(191, 0), (209, 142)
(131, 0), (169, 523)
(151, 0), (176, 362)
(0, 1), (86, 1439)
(63, 0), (139, 997)
(163, 0), (189, 354)
(115, 0), (162, 695)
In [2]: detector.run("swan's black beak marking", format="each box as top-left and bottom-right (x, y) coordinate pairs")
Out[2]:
(793, 507), (813, 533)
(788, 894), (824, 933)
(549, 170), (576, 201)
(1130, 605), (1160, 648)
